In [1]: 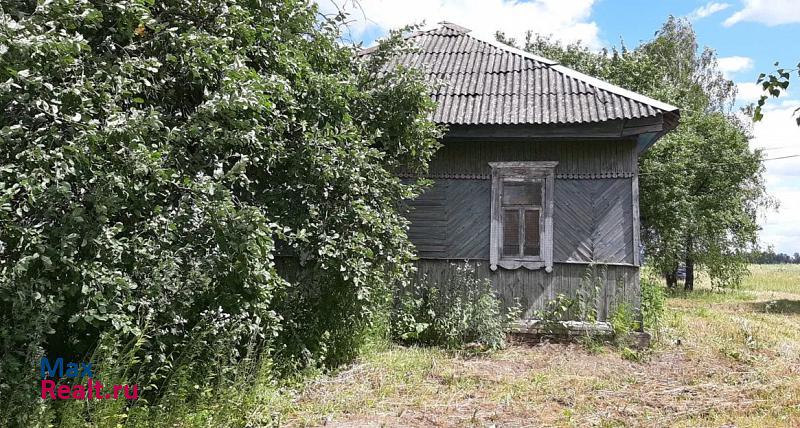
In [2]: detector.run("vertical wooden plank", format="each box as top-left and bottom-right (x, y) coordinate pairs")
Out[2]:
(632, 167), (641, 266)
(403, 262), (644, 322)
(597, 266), (606, 321)
(489, 167), (501, 270)
(544, 168), (556, 272)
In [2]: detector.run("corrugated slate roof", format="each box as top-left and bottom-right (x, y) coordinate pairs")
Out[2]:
(361, 22), (679, 127)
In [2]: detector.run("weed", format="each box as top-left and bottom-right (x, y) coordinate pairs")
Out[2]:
(620, 347), (642, 362)
(641, 272), (666, 332)
(610, 303), (638, 337)
(392, 262), (521, 350)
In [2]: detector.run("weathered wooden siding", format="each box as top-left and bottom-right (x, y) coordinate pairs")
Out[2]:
(553, 179), (633, 264)
(402, 139), (641, 315)
(405, 182), (448, 257)
(403, 139), (637, 179)
(414, 260), (640, 321)
(404, 178), (634, 264)
(403, 179), (491, 259)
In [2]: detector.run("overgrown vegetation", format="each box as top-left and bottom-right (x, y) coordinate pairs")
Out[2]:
(274, 265), (800, 426)
(0, 1), (440, 424)
(391, 263), (519, 350)
(1, 2), (782, 425)
(533, 264), (604, 324)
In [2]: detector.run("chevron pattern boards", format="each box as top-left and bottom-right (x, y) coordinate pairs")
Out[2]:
(447, 180), (492, 258)
(404, 181), (449, 258)
(553, 179), (633, 264)
(406, 178), (633, 264)
(404, 179), (491, 259)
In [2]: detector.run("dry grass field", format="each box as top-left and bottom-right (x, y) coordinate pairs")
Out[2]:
(270, 265), (800, 427)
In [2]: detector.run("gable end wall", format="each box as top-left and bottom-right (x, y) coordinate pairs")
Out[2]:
(403, 139), (638, 265)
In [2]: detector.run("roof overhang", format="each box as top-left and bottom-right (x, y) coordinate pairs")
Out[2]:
(441, 111), (680, 154)
(635, 110), (680, 153)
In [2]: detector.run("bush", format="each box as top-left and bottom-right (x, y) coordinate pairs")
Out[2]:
(391, 263), (520, 350)
(0, 1), (439, 423)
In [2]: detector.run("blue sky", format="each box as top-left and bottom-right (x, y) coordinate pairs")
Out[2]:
(319, 0), (800, 254)
(592, 1), (798, 94)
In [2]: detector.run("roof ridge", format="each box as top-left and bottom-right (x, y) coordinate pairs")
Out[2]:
(437, 21), (472, 33)
(470, 34), (558, 66)
(456, 29), (679, 113)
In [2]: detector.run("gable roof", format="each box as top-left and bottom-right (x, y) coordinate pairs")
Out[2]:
(360, 22), (679, 149)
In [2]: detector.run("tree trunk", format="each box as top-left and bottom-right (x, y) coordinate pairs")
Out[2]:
(684, 257), (695, 291)
(684, 236), (694, 291)
(665, 270), (677, 289)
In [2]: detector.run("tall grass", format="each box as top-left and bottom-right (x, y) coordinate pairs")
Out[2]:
(741, 264), (800, 294)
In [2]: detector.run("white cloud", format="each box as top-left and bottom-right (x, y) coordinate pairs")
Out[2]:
(737, 82), (765, 102)
(759, 187), (800, 254)
(724, 0), (800, 26)
(737, 81), (791, 104)
(688, 2), (731, 20)
(717, 56), (754, 78)
(748, 101), (800, 253)
(318, 0), (601, 49)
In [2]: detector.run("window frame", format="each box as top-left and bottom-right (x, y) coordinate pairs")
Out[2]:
(489, 161), (557, 272)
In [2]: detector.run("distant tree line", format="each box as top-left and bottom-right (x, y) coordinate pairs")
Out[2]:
(746, 248), (800, 264)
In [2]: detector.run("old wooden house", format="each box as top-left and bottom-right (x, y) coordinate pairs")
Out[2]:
(367, 22), (679, 323)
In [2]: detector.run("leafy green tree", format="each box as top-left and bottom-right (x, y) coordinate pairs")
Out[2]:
(498, 16), (769, 290)
(746, 247), (800, 264)
(0, 0), (438, 423)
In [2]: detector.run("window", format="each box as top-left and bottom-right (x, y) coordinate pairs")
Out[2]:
(489, 161), (557, 272)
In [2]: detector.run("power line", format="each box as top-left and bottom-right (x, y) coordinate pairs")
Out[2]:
(755, 145), (797, 151)
(638, 154), (800, 176)
(762, 154), (800, 161)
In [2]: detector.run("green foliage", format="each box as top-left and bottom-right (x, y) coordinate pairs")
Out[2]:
(502, 16), (770, 289)
(642, 113), (766, 288)
(752, 62), (800, 125)
(532, 265), (603, 339)
(746, 247), (800, 264)
(576, 264), (604, 323)
(534, 264), (603, 327)
(620, 347), (643, 362)
(609, 303), (638, 337)
(640, 274), (666, 332)
(0, 1), (439, 423)
(391, 263), (520, 350)
(534, 294), (576, 324)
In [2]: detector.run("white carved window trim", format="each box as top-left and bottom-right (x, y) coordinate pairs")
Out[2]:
(489, 161), (557, 272)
